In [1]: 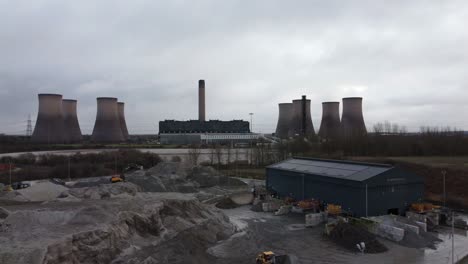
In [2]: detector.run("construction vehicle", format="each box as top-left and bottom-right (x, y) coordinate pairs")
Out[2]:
(326, 204), (342, 215)
(110, 174), (124, 183)
(256, 251), (288, 264)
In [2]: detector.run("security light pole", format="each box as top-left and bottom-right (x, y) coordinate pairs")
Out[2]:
(9, 160), (12, 186)
(249, 113), (254, 132)
(442, 170), (447, 207)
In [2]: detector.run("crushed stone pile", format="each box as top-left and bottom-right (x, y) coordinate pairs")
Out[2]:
(59, 182), (141, 201)
(0, 193), (235, 264)
(188, 166), (246, 188)
(127, 162), (246, 194)
(13, 181), (68, 202)
(215, 197), (240, 209)
(399, 228), (442, 249)
(0, 207), (8, 219)
(329, 222), (388, 253)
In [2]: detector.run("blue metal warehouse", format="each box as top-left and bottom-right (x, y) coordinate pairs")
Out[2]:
(266, 157), (424, 217)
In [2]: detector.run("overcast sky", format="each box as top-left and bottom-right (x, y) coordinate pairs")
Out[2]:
(1, 0), (467, 135)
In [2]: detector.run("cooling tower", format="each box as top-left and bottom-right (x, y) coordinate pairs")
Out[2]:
(118, 102), (129, 140)
(91, 97), (124, 142)
(318, 102), (341, 140)
(288, 96), (315, 137)
(198, 79), (206, 121)
(275, 103), (293, 139)
(340, 97), (367, 138)
(31, 94), (65, 144)
(62, 99), (82, 143)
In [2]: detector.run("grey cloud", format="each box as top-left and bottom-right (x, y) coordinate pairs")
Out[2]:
(1, 0), (468, 134)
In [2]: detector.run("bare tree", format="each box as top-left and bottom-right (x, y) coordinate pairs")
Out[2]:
(214, 144), (223, 169)
(188, 144), (201, 166)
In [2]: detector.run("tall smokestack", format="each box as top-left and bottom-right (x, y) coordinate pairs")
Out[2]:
(198, 79), (206, 121)
(62, 99), (82, 143)
(118, 102), (129, 140)
(340, 97), (367, 138)
(31, 94), (65, 144)
(301, 95), (307, 135)
(91, 97), (124, 142)
(289, 97), (315, 137)
(275, 103), (293, 139)
(318, 102), (341, 140)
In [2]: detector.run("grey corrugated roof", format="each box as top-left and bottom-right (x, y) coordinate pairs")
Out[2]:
(266, 158), (393, 182)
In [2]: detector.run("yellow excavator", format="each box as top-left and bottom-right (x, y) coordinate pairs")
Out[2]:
(256, 251), (288, 264)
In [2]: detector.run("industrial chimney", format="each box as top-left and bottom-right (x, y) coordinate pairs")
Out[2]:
(198, 79), (206, 122)
(318, 102), (341, 140)
(91, 97), (124, 142)
(31, 94), (65, 144)
(340, 97), (367, 138)
(288, 96), (315, 137)
(275, 103), (293, 139)
(118, 102), (129, 140)
(62, 99), (82, 143)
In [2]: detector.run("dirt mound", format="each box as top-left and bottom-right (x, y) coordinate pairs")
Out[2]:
(329, 222), (388, 253)
(216, 197), (240, 209)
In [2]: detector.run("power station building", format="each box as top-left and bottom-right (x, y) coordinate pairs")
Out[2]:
(266, 157), (424, 217)
(159, 80), (254, 145)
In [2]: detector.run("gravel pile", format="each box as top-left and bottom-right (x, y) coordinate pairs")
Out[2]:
(215, 197), (240, 209)
(329, 222), (388, 253)
(399, 229), (442, 249)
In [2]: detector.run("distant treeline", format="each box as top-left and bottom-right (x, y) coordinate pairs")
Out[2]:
(279, 123), (468, 157)
(0, 149), (162, 184)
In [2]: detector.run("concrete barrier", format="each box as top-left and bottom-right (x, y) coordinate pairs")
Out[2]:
(305, 213), (325, 227)
(369, 223), (405, 242)
(262, 202), (281, 212)
(406, 211), (427, 223)
(275, 205), (292, 216)
(415, 221), (427, 232)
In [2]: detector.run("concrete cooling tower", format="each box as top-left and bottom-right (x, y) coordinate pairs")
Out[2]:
(118, 102), (129, 140)
(31, 94), (65, 144)
(318, 102), (341, 140)
(62, 99), (82, 143)
(340, 97), (367, 138)
(288, 96), (315, 137)
(275, 103), (293, 139)
(91, 97), (124, 142)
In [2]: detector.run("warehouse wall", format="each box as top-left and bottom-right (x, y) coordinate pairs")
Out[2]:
(266, 167), (424, 217)
(365, 168), (424, 216)
(266, 169), (365, 215)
